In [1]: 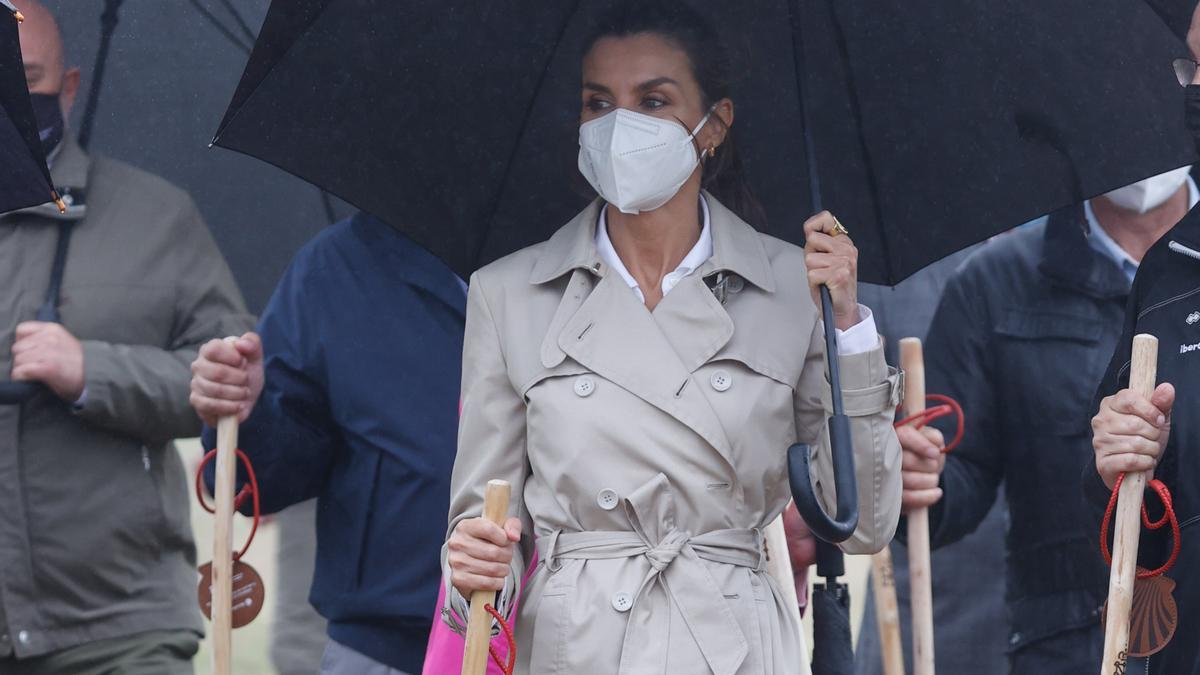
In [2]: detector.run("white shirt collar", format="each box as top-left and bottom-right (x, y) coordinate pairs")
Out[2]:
(595, 197), (713, 303)
(1084, 176), (1200, 282)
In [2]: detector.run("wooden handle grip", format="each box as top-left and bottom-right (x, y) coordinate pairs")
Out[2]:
(1101, 334), (1159, 675)
(900, 338), (934, 675)
(462, 480), (513, 675)
(871, 548), (907, 675)
(211, 414), (238, 675)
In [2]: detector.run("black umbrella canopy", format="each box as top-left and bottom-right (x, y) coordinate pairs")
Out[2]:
(0, 6), (58, 214)
(41, 0), (352, 313)
(215, 0), (1194, 285)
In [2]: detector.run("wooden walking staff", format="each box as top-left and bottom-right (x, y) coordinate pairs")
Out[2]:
(210, 413), (239, 675)
(1101, 334), (1159, 675)
(901, 338), (934, 675)
(870, 547), (906, 675)
(462, 480), (513, 675)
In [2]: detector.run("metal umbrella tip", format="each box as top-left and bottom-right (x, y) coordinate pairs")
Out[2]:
(51, 192), (65, 214)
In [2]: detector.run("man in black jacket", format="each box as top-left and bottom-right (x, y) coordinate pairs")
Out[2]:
(1087, 206), (1198, 673)
(1086, 21), (1200, 665)
(903, 163), (1195, 672)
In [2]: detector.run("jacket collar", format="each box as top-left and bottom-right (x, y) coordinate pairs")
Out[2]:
(49, 133), (91, 191)
(1039, 205), (1131, 299)
(356, 213), (468, 317)
(529, 192), (776, 293)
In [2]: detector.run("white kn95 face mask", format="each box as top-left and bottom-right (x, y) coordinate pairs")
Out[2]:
(1104, 165), (1192, 214)
(577, 106), (715, 214)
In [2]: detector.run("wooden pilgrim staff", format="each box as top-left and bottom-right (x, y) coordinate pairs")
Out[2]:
(900, 338), (934, 675)
(210, 412), (238, 675)
(1100, 334), (1159, 675)
(870, 547), (906, 675)
(462, 480), (513, 675)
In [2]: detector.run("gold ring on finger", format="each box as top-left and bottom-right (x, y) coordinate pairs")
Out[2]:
(831, 217), (849, 237)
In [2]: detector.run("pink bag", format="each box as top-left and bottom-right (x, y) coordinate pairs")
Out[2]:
(421, 551), (536, 675)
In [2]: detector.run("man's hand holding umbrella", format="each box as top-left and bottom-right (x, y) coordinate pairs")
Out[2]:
(10, 321), (83, 402)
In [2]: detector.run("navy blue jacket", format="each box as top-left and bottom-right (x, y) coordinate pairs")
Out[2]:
(912, 208), (1130, 666)
(204, 213), (465, 673)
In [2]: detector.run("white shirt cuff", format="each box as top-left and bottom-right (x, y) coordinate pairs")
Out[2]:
(829, 304), (880, 356)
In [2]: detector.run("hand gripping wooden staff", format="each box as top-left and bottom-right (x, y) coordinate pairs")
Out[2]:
(462, 480), (513, 675)
(211, 412), (238, 675)
(901, 338), (935, 675)
(1101, 334), (1159, 675)
(870, 546), (906, 675)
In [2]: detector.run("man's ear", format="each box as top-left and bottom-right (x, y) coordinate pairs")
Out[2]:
(59, 67), (81, 119)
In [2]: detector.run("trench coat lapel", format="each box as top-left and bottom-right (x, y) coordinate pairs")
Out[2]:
(557, 271), (738, 469)
(532, 195), (778, 471)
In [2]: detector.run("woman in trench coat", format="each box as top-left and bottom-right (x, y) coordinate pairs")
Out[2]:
(444, 3), (903, 673)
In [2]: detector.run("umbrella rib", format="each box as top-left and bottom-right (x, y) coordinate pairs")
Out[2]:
(186, 0), (253, 55)
(469, 0), (585, 270)
(214, 0), (258, 43)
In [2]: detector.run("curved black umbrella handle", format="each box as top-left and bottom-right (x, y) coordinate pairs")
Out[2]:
(0, 381), (41, 405)
(789, 285), (860, 543)
(788, 413), (859, 543)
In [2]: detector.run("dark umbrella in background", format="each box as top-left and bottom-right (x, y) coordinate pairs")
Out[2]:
(0, 0), (61, 214)
(210, 0), (1193, 668)
(40, 0), (352, 313)
(0, 1), (71, 404)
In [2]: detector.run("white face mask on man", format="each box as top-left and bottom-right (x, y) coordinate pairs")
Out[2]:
(1103, 166), (1192, 214)
(577, 106), (715, 214)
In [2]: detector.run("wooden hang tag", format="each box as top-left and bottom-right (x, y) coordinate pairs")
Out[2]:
(1102, 569), (1177, 657)
(198, 560), (266, 628)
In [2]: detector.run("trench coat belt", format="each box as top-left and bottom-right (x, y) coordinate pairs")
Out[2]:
(537, 477), (763, 675)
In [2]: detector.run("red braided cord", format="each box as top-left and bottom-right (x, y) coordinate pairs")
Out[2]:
(194, 448), (262, 560)
(485, 604), (516, 675)
(1099, 472), (1181, 579)
(895, 393), (965, 453)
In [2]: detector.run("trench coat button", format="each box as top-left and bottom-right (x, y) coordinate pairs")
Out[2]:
(710, 370), (732, 392)
(16, 631), (29, 645)
(574, 376), (596, 397)
(612, 592), (633, 612)
(726, 275), (744, 293)
(597, 488), (619, 511)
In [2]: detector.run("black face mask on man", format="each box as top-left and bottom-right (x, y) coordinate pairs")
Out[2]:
(1186, 85), (1200, 155)
(28, 93), (65, 158)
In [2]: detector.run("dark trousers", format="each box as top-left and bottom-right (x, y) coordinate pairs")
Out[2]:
(1009, 623), (1150, 675)
(0, 629), (198, 675)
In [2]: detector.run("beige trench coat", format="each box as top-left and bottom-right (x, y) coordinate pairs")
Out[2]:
(446, 195), (902, 675)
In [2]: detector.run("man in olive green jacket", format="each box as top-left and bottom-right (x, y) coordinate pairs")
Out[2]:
(0, 3), (253, 672)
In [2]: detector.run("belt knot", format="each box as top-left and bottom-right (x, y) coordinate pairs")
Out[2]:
(645, 528), (690, 572)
